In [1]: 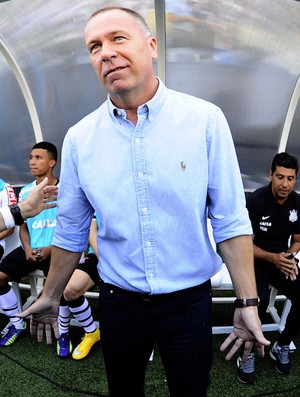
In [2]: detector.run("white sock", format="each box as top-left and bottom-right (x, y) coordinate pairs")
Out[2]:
(0, 287), (24, 329)
(58, 305), (72, 335)
(69, 297), (96, 333)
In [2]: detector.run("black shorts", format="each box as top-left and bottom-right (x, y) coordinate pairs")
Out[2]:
(76, 252), (99, 286)
(0, 246), (50, 282)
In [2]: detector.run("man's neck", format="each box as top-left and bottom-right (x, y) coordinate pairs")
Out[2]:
(36, 175), (57, 186)
(109, 77), (159, 125)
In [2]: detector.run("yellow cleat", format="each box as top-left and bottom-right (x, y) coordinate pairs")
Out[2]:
(72, 328), (100, 360)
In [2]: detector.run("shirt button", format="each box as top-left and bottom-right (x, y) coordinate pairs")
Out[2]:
(137, 172), (144, 178)
(145, 241), (151, 247)
(135, 138), (140, 143)
(117, 110), (122, 116)
(142, 207), (148, 213)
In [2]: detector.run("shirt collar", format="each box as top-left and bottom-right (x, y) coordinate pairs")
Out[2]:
(107, 78), (168, 122)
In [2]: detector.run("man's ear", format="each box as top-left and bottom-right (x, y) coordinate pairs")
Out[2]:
(268, 170), (273, 180)
(49, 159), (56, 169)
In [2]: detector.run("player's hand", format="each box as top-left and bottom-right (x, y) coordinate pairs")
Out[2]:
(274, 252), (298, 280)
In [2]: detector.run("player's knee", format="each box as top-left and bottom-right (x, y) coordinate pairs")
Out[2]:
(63, 284), (81, 301)
(0, 271), (11, 287)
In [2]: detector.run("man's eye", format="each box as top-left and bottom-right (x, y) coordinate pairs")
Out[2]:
(90, 44), (101, 53)
(114, 36), (125, 42)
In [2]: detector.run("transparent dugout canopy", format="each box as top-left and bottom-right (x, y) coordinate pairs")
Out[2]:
(0, 0), (300, 190)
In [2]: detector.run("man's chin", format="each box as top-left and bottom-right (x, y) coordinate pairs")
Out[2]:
(109, 83), (129, 95)
(277, 192), (289, 200)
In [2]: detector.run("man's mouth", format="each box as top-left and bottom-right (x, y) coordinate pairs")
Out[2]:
(279, 189), (289, 195)
(105, 66), (126, 77)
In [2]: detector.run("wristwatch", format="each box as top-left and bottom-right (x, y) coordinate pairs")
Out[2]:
(234, 298), (259, 308)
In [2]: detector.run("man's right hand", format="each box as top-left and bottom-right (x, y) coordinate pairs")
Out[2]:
(19, 177), (58, 219)
(17, 295), (60, 344)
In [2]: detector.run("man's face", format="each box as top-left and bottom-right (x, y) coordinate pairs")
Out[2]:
(84, 10), (157, 98)
(269, 166), (297, 202)
(29, 149), (55, 178)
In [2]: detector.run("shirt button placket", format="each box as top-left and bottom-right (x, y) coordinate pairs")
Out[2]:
(132, 118), (157, 290)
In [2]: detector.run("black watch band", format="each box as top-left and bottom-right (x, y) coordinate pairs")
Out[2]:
(234, 298), (259, 308)
(9, 204), (24, 226)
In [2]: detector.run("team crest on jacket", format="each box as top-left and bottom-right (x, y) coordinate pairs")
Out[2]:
(289, 209), (298, 223)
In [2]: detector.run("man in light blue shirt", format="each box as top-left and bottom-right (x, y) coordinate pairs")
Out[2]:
(20, 7), (270, 397)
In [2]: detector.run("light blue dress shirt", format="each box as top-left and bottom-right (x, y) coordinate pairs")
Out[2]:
(52, 80), (252, 294)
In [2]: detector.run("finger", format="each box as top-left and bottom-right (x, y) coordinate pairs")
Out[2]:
(251, 330), (270, 347)
(51, 321), (60, 340)
(44, 203), (57, 209)
(43, 188), (58, 201)
(241, 341), (254, 361)
(255, 343), (265, 357)
(37, 323), (45, 343)
(219, 332), (236, 352)
(290, 272), (296, 281)
(224, 346), (239, 361)
(16, 307), (32, 319)
(44, 190), (58, 199)
(40, 177), (49, 188)
(221, 338), (241, 361)
(225, 337), (248, 361)
(30, 319), (37, 336)
(45, 324), (53, 344)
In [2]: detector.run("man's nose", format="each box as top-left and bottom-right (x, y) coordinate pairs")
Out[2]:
(101, 42), (117, 62)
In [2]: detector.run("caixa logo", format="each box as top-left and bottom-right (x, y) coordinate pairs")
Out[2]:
(31, 219), (57, 229)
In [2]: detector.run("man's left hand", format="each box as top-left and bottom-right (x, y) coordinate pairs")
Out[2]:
(220, 306), (270, 362)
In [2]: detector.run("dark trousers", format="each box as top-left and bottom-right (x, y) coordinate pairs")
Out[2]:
(99, 280), (213, 397)
(255, 262), (300, 345)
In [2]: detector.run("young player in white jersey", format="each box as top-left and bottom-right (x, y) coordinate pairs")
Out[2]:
(0, 179), (17, 260)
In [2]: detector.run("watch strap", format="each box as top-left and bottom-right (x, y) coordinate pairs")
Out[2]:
(9, 204), (24, 226)
(234, 298), (259, 308)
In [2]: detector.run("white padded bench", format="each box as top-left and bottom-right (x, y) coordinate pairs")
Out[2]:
(9, 264), (291, 336)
